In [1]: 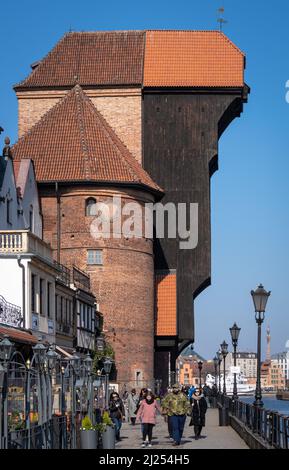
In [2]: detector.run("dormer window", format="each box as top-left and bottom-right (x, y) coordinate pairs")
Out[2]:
(85, 198), (97, 216)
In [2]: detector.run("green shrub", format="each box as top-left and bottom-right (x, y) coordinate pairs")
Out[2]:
(81, 415), (94, 431)
(102, 411), (113, 427)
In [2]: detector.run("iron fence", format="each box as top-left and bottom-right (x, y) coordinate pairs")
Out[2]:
(220, 394), (289, 449)
(8, 415), (68, 449)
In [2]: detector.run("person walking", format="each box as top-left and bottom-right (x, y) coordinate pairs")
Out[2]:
(127, 388), (138, 425)
(108, 392), (125, 441)
(161, 384), (191, 446)
(189, 388), (208, 440)
(136, 391), (161, 447)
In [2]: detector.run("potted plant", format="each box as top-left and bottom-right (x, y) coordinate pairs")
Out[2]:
(80, 415), (98, 449)
(8, 411), (25, 448)
(101, 411), (115, 449)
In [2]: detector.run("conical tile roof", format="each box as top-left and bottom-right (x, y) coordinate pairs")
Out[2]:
(12, 85), (162, 195)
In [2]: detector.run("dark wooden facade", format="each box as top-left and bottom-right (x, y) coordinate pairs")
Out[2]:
(143, 87), (249, 355)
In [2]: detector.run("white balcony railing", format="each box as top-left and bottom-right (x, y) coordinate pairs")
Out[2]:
(0, 230), (52, 260)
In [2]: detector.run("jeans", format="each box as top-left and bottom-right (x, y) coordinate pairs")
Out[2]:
(111, 417), (122, 440)
(168, 416), (173, 438)
(171, 415), (186, 444)
(142, 423), (154, 442)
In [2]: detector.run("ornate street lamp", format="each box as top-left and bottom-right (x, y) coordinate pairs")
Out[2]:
(251, 284), (271, 407)
(198, 361), (203, 388)
(84, 353), (93, 374)
(32, 339), (47, 367)
(0, 335), (14, 364)
(46, 345), (60, 421)
(216, 350), (222, 393)
(230, 323), (241, 401)
(103, 358), (113, 409)
(220, 341), (228, 395)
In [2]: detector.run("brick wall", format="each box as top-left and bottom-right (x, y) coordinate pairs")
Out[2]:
(16, 88), (142, 163)
(40, 185), (155, 386)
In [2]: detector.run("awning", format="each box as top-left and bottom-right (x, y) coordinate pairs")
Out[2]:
(0, 325), (39, 345)
(55, 345), (74, 359)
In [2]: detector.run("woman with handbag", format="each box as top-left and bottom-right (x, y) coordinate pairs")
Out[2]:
(189, 388), (208, 440)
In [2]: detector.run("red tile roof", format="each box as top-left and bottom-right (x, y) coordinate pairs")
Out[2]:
(15, 30), (245, 90)
(15, 31), (145, 89)
(11, 85), (162, 193)
(0, 325), (39, 344)
(155, 271), (177, 336)
(144, 30), (244, 87)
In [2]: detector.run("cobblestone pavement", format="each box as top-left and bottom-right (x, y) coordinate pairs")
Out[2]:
(116, 409), (249, 449)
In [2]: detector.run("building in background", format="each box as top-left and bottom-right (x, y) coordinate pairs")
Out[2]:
(271, 351), (289, 387)
(221, 352), (257, 382)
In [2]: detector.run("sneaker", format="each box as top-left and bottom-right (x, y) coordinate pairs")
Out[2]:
(148, 442), (152, 447)
(141, 442), (146, 448)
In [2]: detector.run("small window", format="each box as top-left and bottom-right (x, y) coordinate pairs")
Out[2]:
(31, 274), (36, 313)
(40, 278), (44, 315)
(47, 282), (51, 318)
(29, 205), (34, 231)
(7, 199), (12, 224)
(87, 250), (103, 265)
(85, 198), (97, 216)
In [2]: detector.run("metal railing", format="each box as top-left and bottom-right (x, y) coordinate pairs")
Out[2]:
(8, 416), (68, 449)
(72, 266), (91, 292)
(0, 295), (23, 328)
(221, 394), (289, 449)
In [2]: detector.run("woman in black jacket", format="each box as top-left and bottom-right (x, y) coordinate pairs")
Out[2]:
(108, 392), (125, 441)
(190, 388), (208, 440)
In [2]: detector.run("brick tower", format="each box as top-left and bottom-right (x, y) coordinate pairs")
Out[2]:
(12, 86), (163, 388)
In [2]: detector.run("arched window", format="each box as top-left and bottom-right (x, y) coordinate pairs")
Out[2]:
(85, 198), (97, 216)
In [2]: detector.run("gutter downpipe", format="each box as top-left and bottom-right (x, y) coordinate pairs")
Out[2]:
(17, 255), (26, 329)
(55, 182), (61, 264)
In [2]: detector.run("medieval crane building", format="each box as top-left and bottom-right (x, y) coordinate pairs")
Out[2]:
(12, 30), (248, 388)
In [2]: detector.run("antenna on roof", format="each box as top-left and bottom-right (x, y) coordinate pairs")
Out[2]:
(217, 7), (228, 32)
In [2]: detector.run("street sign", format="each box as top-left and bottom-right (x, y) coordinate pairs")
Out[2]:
(230, 366), (241, 374)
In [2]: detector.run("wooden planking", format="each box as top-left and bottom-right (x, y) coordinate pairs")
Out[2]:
(143, 90), (245, 343)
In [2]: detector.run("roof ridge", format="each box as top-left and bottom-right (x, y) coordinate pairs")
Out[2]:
(14, 32), (70, 89)
(75, 85), (91, 180)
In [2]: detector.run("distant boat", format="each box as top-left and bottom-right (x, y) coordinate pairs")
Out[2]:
(276, 390), (289, 401)
(206, 373), (255, 396)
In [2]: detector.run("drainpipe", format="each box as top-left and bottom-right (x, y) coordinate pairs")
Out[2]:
(17, 255), (26, 329)
(55, 182), (61, 263)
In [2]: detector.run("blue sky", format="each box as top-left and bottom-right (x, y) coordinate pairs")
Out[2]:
(1, 0), (289, 359)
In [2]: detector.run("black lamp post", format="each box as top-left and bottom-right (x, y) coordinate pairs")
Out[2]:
(251, 284), (271, 407)
(84, 353), (94, 421)
(103, 358), (113, 409)
(217, 351), (222, 393)
(230, 323), (241, 401)
(213, 356), (218, 388)
(198, 361), (203, 388)
(220, 341), (228, 395)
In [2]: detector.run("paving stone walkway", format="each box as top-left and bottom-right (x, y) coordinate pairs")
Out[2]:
(116, 409), (249, 449)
